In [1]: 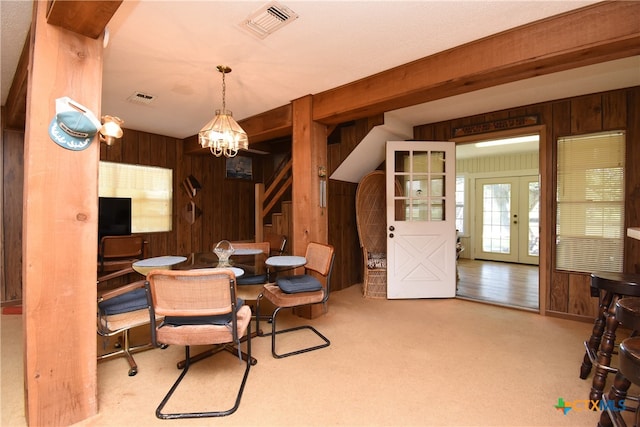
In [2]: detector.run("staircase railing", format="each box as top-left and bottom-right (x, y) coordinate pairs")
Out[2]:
(255, 153), (292, 242)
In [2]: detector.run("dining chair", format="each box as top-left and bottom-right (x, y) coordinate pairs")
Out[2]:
(229, 241), (270, 288)
(146, 268), (253, 419)
(256, 242), (335, 358)
(98, 235), (146, 276)
(97, 278), (159, 376)
(265, 233), (287, 256)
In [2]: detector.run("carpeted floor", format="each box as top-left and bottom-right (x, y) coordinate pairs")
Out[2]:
(1, 284), (636, 426)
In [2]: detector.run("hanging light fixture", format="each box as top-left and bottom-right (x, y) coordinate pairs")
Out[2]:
(198, 65), (248, 157)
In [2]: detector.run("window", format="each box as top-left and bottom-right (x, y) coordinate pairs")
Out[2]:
(99, 161), (173, 233)
(556, 131), (625, 273)
(455, 175), (465, 234)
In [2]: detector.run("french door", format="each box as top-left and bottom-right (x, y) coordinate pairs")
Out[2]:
(474, 176), (539, 265)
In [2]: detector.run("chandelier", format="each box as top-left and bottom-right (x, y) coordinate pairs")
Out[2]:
(198, 65), (248, 157)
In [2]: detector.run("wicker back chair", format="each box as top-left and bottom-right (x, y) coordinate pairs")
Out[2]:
(146, 269), (253, 419)
(356, 171), (388, 298)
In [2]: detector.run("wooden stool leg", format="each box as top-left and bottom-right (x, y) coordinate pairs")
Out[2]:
(582, 290), (614, 379)
(591, 297), (621, 405)
(598, 371), (631, 427)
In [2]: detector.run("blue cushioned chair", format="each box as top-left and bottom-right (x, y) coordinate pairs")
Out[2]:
(97, 279), (159, 376)
(256, 242), (335, 358)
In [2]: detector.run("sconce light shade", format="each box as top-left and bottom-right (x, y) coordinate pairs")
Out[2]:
(100, 115), (124, 146)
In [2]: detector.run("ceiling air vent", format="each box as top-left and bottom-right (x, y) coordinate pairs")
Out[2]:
(127, 91), (155, 105)
(241, 1), (298, 39)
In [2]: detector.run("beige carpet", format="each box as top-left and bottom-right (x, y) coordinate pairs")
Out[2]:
(1, 284), (636, 426)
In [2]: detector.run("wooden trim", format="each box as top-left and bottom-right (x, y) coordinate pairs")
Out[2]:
(311, 1), (640, 125)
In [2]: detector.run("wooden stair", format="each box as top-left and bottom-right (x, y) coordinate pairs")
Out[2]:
(263, 201), (292, 254)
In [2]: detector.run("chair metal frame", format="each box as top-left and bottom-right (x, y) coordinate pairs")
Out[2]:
(97, 279), (157, 376)
(256, 242), (335, 358)
(146, 269), (254, 419)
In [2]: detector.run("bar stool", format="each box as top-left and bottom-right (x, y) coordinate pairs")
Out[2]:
(579, 272), (640, 405)
(598, 297), (640, 427)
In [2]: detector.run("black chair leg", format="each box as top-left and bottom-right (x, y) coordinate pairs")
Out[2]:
(257, 304), (330, 358)
(156, 323), (253, 419)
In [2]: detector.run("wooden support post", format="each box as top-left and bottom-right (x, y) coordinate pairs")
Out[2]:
(291, 96), (328, 318)
(23, 2), (104, 425)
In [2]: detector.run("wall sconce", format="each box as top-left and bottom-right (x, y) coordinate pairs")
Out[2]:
(318, 166), (327, 208)
(99, 115), (124, 146)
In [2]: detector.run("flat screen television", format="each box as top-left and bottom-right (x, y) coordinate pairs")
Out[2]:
(98, 197), (132, 240)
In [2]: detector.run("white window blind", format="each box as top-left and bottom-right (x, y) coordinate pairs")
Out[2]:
(556, 131), (625, 273)
(455, 175), (465, 234)
(99, 161), (173, 233)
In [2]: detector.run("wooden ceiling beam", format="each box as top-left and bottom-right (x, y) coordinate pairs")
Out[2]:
(238, 104), (292, 144)
(311, 1), (640, 125)
(46, 0), (123, 39)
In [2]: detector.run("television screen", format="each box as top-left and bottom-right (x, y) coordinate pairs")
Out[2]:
(98, 197), (132, 240)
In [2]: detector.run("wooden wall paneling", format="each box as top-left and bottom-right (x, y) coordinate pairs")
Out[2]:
(198, 155), (215, 251)
(549, 271), (569, 312)
(549, 100), (571, 312)
(23, 1), (103, 423)
(2, 130), (24, 303)
(571, 93), (603, 134)
(329, 180), (360, 291)
(412, 123), (432, 141)
(603, 89), (628, 130)
(137, 131), (152, 166)
(625, 87), (640, 272)
(327, 142), (341, 178)
(4, 31), (30, 131)
(175, 144), (192, 256)
(189, 155), (206, 253)
(569, 273), (597, 318)
(120, 127), (138, 164)
(433, 122), (450, 141)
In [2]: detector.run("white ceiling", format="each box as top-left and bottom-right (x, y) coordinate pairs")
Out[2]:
(2, 0), (639, 144)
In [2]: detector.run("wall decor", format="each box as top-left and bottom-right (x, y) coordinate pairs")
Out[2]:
(451, 115), (539, 138)
(181, 175), (201, 198)
(225, 156), (253, 180)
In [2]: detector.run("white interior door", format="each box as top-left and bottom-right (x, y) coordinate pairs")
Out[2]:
(474, 176), (539, 265)
(386, 141), (457, 299)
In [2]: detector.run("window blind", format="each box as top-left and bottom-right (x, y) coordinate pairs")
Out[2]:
(556, 131), (625, 273)
(99, 161), (173, 233)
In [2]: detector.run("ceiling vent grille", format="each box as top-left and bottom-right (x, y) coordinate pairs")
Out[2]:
(127, 91), (155, 105)
(241, 1), (298, 39)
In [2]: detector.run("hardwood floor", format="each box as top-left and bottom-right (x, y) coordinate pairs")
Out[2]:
(456, 258), (539, 311)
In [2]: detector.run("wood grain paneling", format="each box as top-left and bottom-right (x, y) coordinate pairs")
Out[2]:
(2, 130), (24, 304)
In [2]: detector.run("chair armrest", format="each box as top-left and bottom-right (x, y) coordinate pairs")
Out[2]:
(97, 266), (136, 283)
(98, 280), (146, 303)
